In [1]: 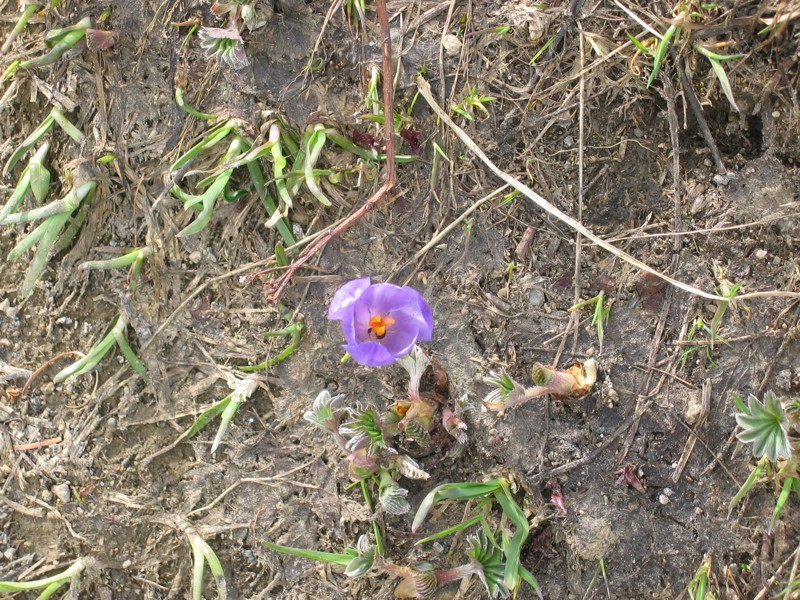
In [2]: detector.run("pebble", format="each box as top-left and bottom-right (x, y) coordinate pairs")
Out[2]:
(754, 249), (767, 259)
(441, 33), (462, 57)
(529, 288), (546, 306)
(53, 483), (71, 503)
(188, 250), (203, 265)
(3, 548), (15, 561)
(55, 316), (73, 327)
(563, 135), (574, 147)
(41, 489), (53, 502)
(689, 197), (706, 214)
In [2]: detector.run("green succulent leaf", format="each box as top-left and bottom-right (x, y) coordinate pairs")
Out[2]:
(735, 391), (792, 462)
(466, 531), (509, 598)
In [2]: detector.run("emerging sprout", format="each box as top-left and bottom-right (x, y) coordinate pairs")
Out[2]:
(199, 25), (249, 70)
(483, 360), (597, 411)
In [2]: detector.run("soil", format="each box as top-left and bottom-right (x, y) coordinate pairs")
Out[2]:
(0, 1), (799, 599)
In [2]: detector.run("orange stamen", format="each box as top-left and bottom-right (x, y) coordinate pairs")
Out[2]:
(369, 314), (395, 338)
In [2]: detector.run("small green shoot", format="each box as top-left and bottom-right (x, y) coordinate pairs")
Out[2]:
(530, 34), (557, 64)
(264, 536), (371, 578)
(0, 2), (42, 56)
(175, 86), (217, 121)
(0, 143), (50, 222)
(0, 557), (86, 599)
(569, 291), (611, 354)
(183, 524), (228, 600)
(3, 16), (91, 80)
(452, 86), (495, 121)
(53, 313), (146, 383)
(694, 45), (743, 112)
(79, 246), (152, 289)
(647, 24), (680, 87)
(3, 107), (84, 176)
(686, 554), (713, 600)
(238, 321), (304, 372)
(3, 178), (96, 296)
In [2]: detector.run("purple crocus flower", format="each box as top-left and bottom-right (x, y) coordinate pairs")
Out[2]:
(328, 278), (433, 367)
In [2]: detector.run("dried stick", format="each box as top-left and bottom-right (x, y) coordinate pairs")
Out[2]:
(415, 76), (799, 304)
(269, 0), (396, 302)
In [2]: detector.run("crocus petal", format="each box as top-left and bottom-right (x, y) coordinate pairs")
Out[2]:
(379, 322), (419, 358)
(328, 277), (371, 320)
(346, 341), (397, 367)
(356, 283), (420, 315)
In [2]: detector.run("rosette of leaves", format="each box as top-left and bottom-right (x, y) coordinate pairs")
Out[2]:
(734, 391), (793, 462)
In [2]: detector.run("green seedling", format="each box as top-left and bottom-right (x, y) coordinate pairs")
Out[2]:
(687, 554), (714, 600)
(647, 23), (680, 87)
(343, 0), (367, 30)
(3, 178), (96, 296)
(177, 375), (260, 454)
(483, 360), (597, 411)
(0, 143), (50, 223)
(239, 315), (304, 372)
(171, 119), (295, 245)
(694, 45), (743, 112)
(175, 86), (217, 121)
(680, 275), (743, 368)
(3, 107), (83, 175)
(0, 557), (86, 599)
(264, 535), (372, 578)
(0, 2), (42, 56)
(53, 313), (146, 383)
(729, 391), (799, 534)
(530, 34), (557, 64)
(452, 86), (495, 121)
(79, 246), (152, 289)
(569, 291), (611, 354)
(182, 523), (227, 600)
(412, 478), (541, 597)
(3, 16), (91, 80)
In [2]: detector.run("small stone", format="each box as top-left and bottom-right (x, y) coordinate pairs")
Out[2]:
(3, 548), (15, 561)
(754, 249), (767, 259)
(529, 288), (546, 306)
(634, 128), (644, 138)
(563, 135), (574, 147)
(442, 33), (462, 57)
(188, 251), (203, 264)
(690, 197), (706, 214)
(122, 559), (132, 569)
(772, 110), (780, 118)
(53, 483), (71, 503)
(658, 493), (670, 505)
(55, 316), (73, 327)
(41, 489), (53, 502)
(685, 394), (703, 425)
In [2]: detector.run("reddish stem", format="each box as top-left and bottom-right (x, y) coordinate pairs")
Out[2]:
(270, 0), (396, 302)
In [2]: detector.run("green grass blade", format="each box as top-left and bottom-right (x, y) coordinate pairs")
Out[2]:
(50, 108), (84, 143)
(34, 579), (69, 600)
(171, 120), (235, 171)
(415, 511), (485, 545)
(728, 459), (764, 515)
(185, 395), (233, 439)
(191, 540), (205, 600)
(648, 24), (679, 88)
(112, 327), (147, 375)
(303, 125), (332, 206)
(705, 55), (740, 112)
(0, 167), (32, 222)
(21, 210), (71, 296)
(3, 112), (55, 175)
(263, 541), (357, 566)
(197, 539), (227, 600)
(80, 247), (151, 271)
(518, 565), (543, 600)
(769, 476), (795, 532)
(246, 161), (295, 246)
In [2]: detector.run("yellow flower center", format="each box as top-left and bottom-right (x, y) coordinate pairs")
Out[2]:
(368, 314), (395, 339)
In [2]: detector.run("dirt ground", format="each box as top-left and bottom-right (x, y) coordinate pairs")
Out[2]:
(1, 0), (799, 598)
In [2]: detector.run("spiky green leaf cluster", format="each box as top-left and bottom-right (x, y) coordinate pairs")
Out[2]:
(735, 391), (793, 462)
